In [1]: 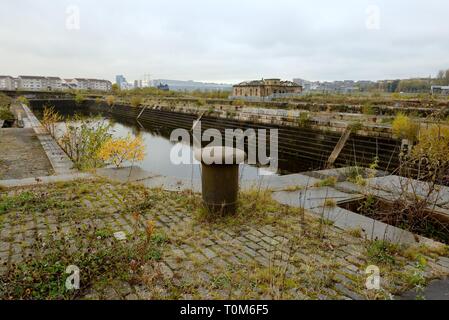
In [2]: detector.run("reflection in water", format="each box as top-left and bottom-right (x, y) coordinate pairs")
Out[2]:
(53, 117), (274, 180)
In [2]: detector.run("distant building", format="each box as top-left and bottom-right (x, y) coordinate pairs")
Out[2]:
(116, 75), (127, 86)
(0, 75), (111, 92)
(71, 78), (112, 91)
(19, 76), (63, 91)
(62, 79), (76, 90)
(232, 79), (302, 101)
(134, 80), (143, 89)
(18, 76), (48, 91)
(157, 83), (170, 91)
(293, 78), (312, 91)
(142, 74), (152, 88)
(0, 76), (15, 90)
(431, 85), (449, 95)
(46, 77), (63, 91)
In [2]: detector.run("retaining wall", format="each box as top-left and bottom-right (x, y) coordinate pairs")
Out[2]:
(29, 99), (402, 173)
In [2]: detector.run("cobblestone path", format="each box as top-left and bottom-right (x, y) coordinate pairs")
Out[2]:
(1, 179), (449, 300)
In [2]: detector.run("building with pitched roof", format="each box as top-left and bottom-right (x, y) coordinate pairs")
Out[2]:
(232, 78), (302, 100)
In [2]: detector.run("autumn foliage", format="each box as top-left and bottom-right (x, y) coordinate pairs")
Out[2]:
(97, 134), (145, 168)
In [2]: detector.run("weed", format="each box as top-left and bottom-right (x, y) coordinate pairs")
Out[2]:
(348, 121), (363, 133)
(0, 191), (36, 215)
(315, 176), (337, 188)
(406, 255), (427, 300)
(282, 186), (303, 192)
(324, 199), (337, 208)
(318, 218), (334, 226)
(348, 228), (363, 238)
(366, 240), (399, 265)
(362, 103), (376, 115)
(297, 112), (311, 127)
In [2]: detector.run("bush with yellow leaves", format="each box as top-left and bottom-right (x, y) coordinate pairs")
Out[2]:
(392, 113), (419, 142)
(42, 106), (63, 138)
(412, 124), (449, 168)
(97, 134), (145, 168)
(106, 95), (116, 106)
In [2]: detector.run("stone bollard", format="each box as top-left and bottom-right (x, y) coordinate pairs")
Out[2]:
(195, 147), (245, 215)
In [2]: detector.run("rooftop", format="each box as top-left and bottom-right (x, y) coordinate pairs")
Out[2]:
(235, 79), (301, 87)
(18, 76), (47, 79)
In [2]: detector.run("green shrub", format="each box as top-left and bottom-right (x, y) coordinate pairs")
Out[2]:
(196, 99), (206, 107)
(17, 96), (29, 106)
(362, 103), (376, 115)
(298, 112), (311, 127)
(0, 106), (14, 120)
(0, 93), (11, 107)
(59, 115), (112, 170)
(74, 94), (85, 106)
(348, 121), (363, 133)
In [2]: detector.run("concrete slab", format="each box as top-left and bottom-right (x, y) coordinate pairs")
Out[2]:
(96, 166), (159, 183)
(305, 167), (389, 182)
(398, 278), (449, 300)
(368, 175), (449, 206)
(95, 166), (201, 192)
(243, 174), (321, 192)
(335, 181), (363, 194)
(272, 187), (358, 209)
(309, 205), (439, 245)
(142, 176), (201, 193)
(0, 172), (93, 188)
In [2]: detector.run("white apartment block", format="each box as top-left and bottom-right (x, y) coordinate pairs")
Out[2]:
(72, 78), (112, 91)
(46, 77), (63, 90)
(0, 76), (15, 90)
(18, 76), (63, 91)
(0, 75), (112, 92)
(18, 76), (47, 91)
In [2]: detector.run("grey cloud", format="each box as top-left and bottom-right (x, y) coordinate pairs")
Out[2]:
(1, 0), (449, 83)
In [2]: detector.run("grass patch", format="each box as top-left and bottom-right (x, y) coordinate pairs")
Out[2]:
(315, 176), (337, 188)
(347, 228), (363, 238)
(0, 191), (36, 215)
(282, 185), (303, 192)
(366, 240), (400, 265)
(194, 188), (299, 227)
(324, 199), (337, 208)
(0, 218), (167, 300)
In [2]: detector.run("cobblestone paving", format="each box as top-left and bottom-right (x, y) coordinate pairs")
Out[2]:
(1, 179), (449, 300)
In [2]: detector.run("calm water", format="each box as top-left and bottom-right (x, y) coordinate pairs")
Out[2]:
(51, 117), (277, 180)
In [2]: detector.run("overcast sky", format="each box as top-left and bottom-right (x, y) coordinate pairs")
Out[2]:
(1, 0), (449, 83)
